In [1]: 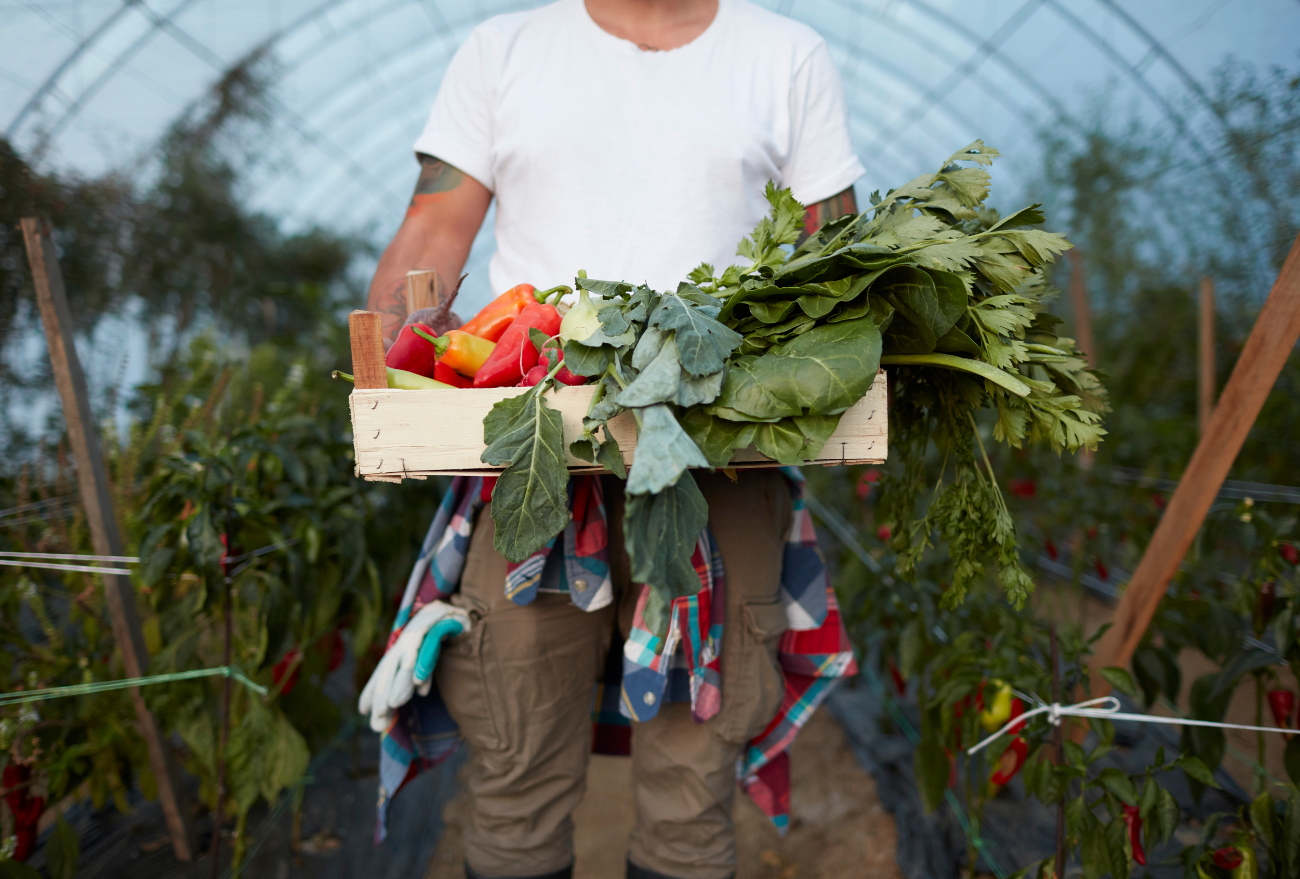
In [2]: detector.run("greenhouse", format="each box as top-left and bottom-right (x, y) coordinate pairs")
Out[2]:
(1, 1), (1299, 877)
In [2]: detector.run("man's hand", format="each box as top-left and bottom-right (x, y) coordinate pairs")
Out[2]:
(800, 186), (858, 244)
(366, 154), (492, 342)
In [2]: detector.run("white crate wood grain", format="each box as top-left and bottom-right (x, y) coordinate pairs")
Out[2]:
(349, 372), (887, 482)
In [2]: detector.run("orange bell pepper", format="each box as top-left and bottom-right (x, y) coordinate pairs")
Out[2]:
(459, 284), (537, 342)
(427, 330), (495, 378)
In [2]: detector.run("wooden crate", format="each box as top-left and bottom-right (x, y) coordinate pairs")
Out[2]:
(346, 310), (887, 482)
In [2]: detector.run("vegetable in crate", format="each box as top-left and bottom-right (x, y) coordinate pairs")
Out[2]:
(473, 302), (564, 388)
(386, 322), (441, 377)
(332, 368), (454, 390)
(476, 141), (1105, 636)
(423, 328), (496, 379)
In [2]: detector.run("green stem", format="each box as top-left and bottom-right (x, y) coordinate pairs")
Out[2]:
(1255, 672), (1266, 795)
(534, 284), (573, 304)
(880, 354), (1031, 397)
(330, 371), (354, 383)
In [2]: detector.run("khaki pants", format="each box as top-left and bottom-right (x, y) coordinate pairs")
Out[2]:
(434, 471), (793, 879)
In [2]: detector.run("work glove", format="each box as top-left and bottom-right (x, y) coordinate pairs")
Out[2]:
(357, 601), (471, 732)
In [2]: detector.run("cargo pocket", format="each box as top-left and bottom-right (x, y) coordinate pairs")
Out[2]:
(713, 598), (788, 744)
(435, 593), (505, 752)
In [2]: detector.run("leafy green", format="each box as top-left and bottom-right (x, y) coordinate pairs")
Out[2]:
(624, 472), (709, 638)
(649, 286), (743, 376)
(481, 388), (570, 562)
(713, 316), (882, 420)
(625, 405), (709, 496)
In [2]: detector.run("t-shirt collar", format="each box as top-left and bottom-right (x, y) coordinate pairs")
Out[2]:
(574, 0), (729, 57)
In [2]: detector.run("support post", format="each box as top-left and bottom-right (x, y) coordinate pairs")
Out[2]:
(1067, 250), (1096, 368)
(348, 310), (387, 389)
(21, 218), (195, 862)
(1199, 276), (1216, 436)
(405, 269), (445, 315)
(1091, 234), (1300, 677)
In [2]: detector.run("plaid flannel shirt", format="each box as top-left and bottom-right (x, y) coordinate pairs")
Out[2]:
(373, 469), (857, 841)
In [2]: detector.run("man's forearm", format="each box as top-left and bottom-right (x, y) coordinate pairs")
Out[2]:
(801, 186), (858, 241)
(366, 155), (491, 342)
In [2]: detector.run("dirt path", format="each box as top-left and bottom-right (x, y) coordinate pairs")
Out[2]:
(426, 708), (901, 878)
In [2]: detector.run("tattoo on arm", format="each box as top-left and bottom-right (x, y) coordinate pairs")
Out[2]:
(407, 154), (465, 214)
(800, 187), (858, 242)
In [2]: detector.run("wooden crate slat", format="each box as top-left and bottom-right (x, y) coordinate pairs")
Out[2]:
(350, 373), (886, 481)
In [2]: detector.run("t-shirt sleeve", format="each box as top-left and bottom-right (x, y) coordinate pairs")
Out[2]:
(412, 27), (496, 192)
(780, 41), (865, 206)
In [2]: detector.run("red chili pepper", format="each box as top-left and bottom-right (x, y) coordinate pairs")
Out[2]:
(473, 303), (563, 388)
(1045, 536), (1058, 561)
(1152, 493), (1167, 510)
(273, 648), (301, 695)
(385, 322), (441, 377)
(876, 524), (892, 542)
(327, 630), (345, 672)
(1007, 697), (1026, 734)
(1281, 543), (1299, 566)
(1123, 804), (1145, 865)
(1212, 847), (1244, 870)
(3, 764), (42, 862)
(856, 469), (881, 500)
(888, 658), (907, 695)
(433, 360), (472, 388)
(1095, 557), (1110, 581)
(1258, 581), (1278, 625)
(975, 679), (986, 713)
(1269, 689), (1295, 729)
(990, 736), (1028, 786)
(459, 283), (538, 342)
(1008, 478), (1036, 499)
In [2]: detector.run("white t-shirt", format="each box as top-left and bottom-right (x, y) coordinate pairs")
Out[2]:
(413, 0), (864, 294)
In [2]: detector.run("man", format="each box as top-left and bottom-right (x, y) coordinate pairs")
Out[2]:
(365, 1), (862, 877)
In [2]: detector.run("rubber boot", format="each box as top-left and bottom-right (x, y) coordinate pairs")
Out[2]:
(464, 863), (573, 879)
(626, 859), (734, 879)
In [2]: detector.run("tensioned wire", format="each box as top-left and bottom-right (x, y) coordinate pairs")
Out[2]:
(0, 666), (268, 706)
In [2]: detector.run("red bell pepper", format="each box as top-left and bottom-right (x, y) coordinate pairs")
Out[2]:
(385, 322), (440, 377)
(1123, 804), (1145, 865)
(1268, 689), (1295, 729)
(459, 283), (538, 342)
(1007, 697), (1026, 734)
(473, 303), (563, 388)
(990, 736), (1028, 786)
(1212, 847), (1244, 870)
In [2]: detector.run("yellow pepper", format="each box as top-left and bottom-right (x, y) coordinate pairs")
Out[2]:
(980, 681), (1014, 733)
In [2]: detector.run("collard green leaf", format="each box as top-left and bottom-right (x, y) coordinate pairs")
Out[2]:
(680, 408), (755, 467)
(481, 390), (570, 561)
(752, 419), (806, 465)
(625, 405), (709, 496)
(576, 277), (633, 298)
(562, 340), (614, 377)
(632, 325), (667, 370)
(674, 367), (724, 407)
(596, 432), (627, 478)
(715, 315), (882, 420)
(649, 290), (743, 376)
(793, 412), (842, 459)
(617, 335), (682, 408)
(570, 437), (596, 463)
(624, 472), (708, 625)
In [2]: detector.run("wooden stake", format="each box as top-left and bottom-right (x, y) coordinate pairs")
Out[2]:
(1092, 234), (1300, 677)
(1051, 624), (1065, 878)
(405, 269), (444, 315)
(21, 218), (195, 862)
(1199, 276), (1216, 436)
(348, 310), (386, 389)
(1067, 250), (1096, 368)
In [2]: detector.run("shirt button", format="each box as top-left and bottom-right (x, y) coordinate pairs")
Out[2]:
(643, 692), (656, 706)
(573, 578), (588, 593)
